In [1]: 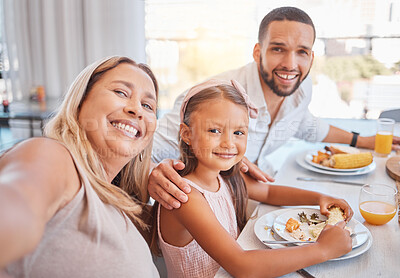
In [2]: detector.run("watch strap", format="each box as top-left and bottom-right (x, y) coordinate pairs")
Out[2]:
(350, 131), (359, 147)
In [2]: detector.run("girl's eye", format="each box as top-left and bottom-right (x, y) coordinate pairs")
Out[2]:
(114, 90), (128, 97)
(234, 131), (245, 136)
(209, 129), (220, 134)
(142, 103), (154, 111)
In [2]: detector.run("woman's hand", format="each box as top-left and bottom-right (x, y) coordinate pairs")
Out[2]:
(315, 221), (352, 260)
(148, 159), (191, 210)
(240, 157), (275, 183)
(318, 195), (353, 222)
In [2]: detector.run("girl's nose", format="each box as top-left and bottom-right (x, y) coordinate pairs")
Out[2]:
(124, 100), (143, 120)
(220, 134), (235, 149)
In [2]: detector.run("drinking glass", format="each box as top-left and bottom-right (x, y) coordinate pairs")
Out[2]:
(359, 183), (397, 225)
(374, 118), (395, 157)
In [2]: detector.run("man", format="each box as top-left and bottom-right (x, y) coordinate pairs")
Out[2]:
(148, 6), (400, 209)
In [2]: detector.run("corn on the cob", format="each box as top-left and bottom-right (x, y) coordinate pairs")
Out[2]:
(330, 152), (373, 169)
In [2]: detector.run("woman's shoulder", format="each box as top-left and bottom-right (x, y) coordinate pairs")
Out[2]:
(0, 137), (78, 181)
(0, 138), (81, 215)
(3, 137), (71, 162)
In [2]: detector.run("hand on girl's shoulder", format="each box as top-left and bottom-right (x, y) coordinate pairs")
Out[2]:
(172, 185), (209, 214)
(179, 185), (203, 204)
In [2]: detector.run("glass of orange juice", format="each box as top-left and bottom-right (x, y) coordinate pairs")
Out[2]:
(374, 118), (395, 157)
(359, 183), (398, 225)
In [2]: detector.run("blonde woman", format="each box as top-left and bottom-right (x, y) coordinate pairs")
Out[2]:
(0, 56), (160, 277)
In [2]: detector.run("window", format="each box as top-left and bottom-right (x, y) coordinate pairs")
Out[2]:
(145, 0), (400, 119)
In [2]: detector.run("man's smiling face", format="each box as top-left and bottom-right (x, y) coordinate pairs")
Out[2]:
(254, 20), (314, 97)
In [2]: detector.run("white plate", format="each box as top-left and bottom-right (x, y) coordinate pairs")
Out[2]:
(254, 208), (373, 261)
(296, 151), (376, 176)
(273, 208), (369, 249)
(305, 151), (372, 172)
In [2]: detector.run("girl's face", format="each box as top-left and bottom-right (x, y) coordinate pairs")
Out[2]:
(79, 63), (157, 161)
(183, 98), (249, 172)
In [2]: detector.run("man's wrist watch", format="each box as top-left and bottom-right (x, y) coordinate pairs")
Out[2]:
(350, 131), (360, 147)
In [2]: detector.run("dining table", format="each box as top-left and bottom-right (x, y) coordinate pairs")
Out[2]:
(215, 119), (400, 278)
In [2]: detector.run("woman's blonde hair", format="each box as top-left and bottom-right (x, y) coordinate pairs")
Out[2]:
(44, 56), (158, 228)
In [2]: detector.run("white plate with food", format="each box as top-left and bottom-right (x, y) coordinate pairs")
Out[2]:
(304, 151), (373, 172)
(296, 151), (376, 176)
(272, 208), (369, 249)
(254, 208), (373, 261)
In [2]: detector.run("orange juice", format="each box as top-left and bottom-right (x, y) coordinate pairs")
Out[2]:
(359, 201), (397, 225)
(374, 131), (393, 155)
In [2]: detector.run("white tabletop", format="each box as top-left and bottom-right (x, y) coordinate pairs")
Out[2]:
(215, 143), (400, 278)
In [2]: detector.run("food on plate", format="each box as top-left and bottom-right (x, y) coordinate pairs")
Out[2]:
(311, 151), (330, 164)
(284, 218), (307, 241)
(311, 145), (373, 169)
(298, 211), (324, 224)
(290, 228), (307, 241)
(308, 222), (326, 238)
(285, 218), (300, 232)
(326, 206), (347, 225)
(285, 207), (352, 241)
(325, 145), (360, 155)
(329, 152), (373, 169)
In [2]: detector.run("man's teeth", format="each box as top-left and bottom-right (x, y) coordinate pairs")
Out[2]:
(112, 122), (139, 136)
(277, 73), (297, 80)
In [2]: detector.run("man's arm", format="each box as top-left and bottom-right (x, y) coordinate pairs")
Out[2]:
(323, 125), (400, 151)
(322, 125), (375, 149)
(148, 159), (190, 209)
(240, 157), (274, 183)
(148, 157), (274, 209)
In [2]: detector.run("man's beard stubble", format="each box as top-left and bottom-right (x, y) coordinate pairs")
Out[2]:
(259, 56), (310, 97)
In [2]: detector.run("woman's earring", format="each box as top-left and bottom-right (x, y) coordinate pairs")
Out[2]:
(139, 152), (143, 162)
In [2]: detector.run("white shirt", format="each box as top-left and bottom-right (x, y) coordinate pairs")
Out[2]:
(152, 62), (329, 174)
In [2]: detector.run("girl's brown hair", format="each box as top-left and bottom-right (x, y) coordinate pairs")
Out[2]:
(150, 84), (249, 255)
(44, 56), (158, 229)
(179, 84), (249, 230)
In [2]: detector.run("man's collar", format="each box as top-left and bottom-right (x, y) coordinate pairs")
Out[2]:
(247, 62), (267, 109)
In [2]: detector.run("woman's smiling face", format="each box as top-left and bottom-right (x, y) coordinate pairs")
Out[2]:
(78, 63), (157, 160)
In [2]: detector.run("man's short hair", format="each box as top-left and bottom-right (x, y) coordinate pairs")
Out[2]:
(258, 6), (316, 44)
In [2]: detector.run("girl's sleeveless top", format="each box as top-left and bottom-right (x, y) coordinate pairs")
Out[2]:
(6, 147), (159, 278)
(158, 175), (238, 278)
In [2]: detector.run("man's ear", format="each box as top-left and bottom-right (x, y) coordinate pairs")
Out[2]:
(180, 123), (191, 145)
(253, 43), (261, 63)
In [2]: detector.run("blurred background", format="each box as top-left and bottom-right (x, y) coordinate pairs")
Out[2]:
(1, 0), (400, 150)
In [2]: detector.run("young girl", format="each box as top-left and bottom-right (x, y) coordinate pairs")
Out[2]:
(152, 79), (353, 278)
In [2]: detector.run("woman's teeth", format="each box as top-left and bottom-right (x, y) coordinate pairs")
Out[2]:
(112, 122), (139, 137)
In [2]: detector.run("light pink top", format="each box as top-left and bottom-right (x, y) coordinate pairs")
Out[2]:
(158, 175), (238, 278)
(6, 148), (159, 278)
